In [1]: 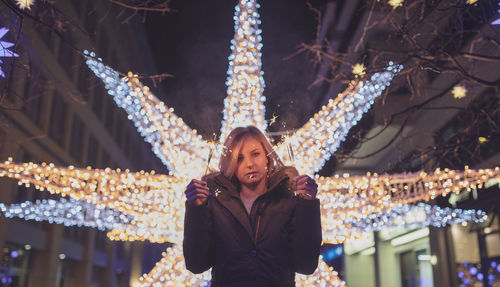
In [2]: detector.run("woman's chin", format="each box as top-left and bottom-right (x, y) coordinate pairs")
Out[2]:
(241, 176), (264, 187)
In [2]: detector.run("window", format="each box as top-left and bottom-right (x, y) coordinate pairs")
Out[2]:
(77, 65), (92, 102)
(104, 97), (115, 134)
(92, 91), (103, 118)
(69, 114), (85, 163)
(48, 92), (67, 146)
(101, 151), (110, 168)
(84, 4), (97, 41)
(33, 6), (56, 50)
(69, 0), (85, 16)
(57, 32), (75, 79)
(115, 117), (123, 148)
(22, 64), (46, 125)
(86, 134), (99, 168)
(98, 31), (109, 60)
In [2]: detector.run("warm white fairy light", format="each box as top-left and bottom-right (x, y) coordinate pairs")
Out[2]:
(0, 198), (131, 231)
(84, 51), (212, 178)
(136, 244), (345, 287)
(137, 244), (211, 287)
(296, 260), (346, 287)
(0, 159), (188, 241)
(318, 167), (499, 243)
(3, 160), (495, 285)
(2, 158), (496, 246)
(107, 209), (184, 243)
(220, 0), (267, 143)
(276, 63), (403, 175)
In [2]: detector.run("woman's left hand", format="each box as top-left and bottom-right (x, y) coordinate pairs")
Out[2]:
(292, 175), (318, 200)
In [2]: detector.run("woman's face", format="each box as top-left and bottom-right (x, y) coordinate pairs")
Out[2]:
(235, 136), (269, 187)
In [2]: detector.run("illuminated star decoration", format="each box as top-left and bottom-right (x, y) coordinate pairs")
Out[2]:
(1, 0), (500, 286)
(352, 63), (366, 77)
(15, 0), (35, 10)
(478, 136), (489, 144)
(452, 84), (467, 99)
(0, 27), (19, 78)
(388, 0), (404, 9)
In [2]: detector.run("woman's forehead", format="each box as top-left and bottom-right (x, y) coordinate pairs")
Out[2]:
(241, 136), (264, 151)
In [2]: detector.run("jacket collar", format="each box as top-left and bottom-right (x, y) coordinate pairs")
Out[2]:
(209, 166), (299, 198)
(206, 167), (299, 243)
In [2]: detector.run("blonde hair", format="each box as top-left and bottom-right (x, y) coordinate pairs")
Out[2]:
(219, 126), (283, 178)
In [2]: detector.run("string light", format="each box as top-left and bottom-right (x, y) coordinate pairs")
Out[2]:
(325, 203), (486, 243)
(0, 27), (19, 78)
(2, 158), (497, 246)
(84, 51), (212, 179)
(221, 0), (267, 143)
(85, 52), (401, 177)
(136, 244), (346, 287)
(0, 159), (188, 244)
(318, 167), (498, 243)
(276, 63), (403, 175)
(457, 261), (500, 286)
(137, 245), (211, 287)
(0, 198), (131, 231)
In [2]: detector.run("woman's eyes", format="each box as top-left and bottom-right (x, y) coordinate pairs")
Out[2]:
(237, 152), (260, 161)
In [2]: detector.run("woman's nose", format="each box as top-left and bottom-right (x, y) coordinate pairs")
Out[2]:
(245, 158), (254, 167)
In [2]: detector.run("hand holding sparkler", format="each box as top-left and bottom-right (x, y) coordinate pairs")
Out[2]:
(292, 175), (318, 200)
(184, 179), (209, 206)
(184, 148), (213, 206)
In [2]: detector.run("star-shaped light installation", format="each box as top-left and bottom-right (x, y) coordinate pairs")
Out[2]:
(1, 0), (499, 286)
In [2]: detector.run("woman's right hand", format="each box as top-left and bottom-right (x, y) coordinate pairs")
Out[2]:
(185, 179), (209, 206)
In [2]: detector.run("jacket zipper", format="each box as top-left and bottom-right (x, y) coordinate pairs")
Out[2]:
(254, 201), (267, 245)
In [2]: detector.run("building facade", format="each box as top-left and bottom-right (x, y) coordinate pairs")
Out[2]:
(0, 1), (167, 286)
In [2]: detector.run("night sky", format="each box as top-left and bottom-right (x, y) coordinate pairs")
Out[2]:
(144, 0), (327, 138)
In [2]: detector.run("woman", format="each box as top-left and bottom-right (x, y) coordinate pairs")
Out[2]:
(183, 126), (322, 287)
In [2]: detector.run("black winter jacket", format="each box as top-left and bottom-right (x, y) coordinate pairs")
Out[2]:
(183, 166), (322, 287)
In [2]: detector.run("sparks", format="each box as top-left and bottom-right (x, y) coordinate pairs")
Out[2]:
(268, 113), (279, 126)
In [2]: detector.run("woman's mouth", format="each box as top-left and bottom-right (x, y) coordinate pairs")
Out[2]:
(247, 172), (258, 178)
